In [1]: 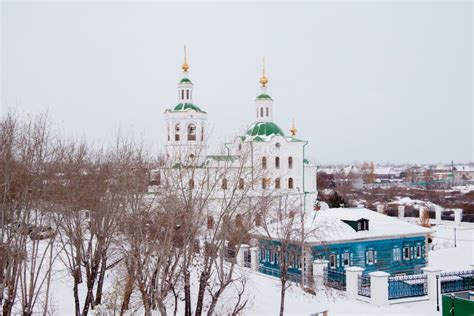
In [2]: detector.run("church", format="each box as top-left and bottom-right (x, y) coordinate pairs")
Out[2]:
(150, 48), (318, 217)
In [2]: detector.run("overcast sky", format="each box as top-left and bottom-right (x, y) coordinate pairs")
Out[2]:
(1, 1), (472, 164)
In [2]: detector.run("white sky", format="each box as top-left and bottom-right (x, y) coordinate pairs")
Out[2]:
(1, 1), (472, 164)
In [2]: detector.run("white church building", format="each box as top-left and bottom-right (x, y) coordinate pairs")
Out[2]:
(150, 49), (318, 215)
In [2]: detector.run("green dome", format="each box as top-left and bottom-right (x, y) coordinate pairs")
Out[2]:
(247, 121), (285, 137)
(256, 93), (273, 100)
(172, 103), (206, 113)
(179, 78), (192, 84)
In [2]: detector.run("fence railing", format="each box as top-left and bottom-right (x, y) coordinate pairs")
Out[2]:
(358, 274), (371, 297)
(323, 267), (346, 291)
(259, 265), (307, 284)
(440, 270), (474, 294)
(388, 274), (427, 300)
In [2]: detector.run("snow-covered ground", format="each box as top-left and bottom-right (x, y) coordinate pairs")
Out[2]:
(18, 219), (474, 315)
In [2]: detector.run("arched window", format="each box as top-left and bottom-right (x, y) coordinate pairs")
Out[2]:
(262, 157), (267, 169)
(201, 125), (204, 141)
(257, 108), (259, 117)
(288, 177), (294, 189)
(187, 123), (196, 141)
(222, 178), (228, 190)
(275, 178), (280, 189)
(189, 178), (195, 189)
(181, 90), (184, 100)
(255, 213), (262, 226)
(275, 157), (280, 169)
(175, 124), (180, 141)
(289, 210), (295, 218)
(260, 107), (264, 117)
(207, 216), (214, 229)
(288, 156), (293, 169)
(235, 214), (243, 227)
(239, 178), (244, 189)
(266, 107), (269, 116)
(262, 178), (269, 189)
(186, 90), (189, 99)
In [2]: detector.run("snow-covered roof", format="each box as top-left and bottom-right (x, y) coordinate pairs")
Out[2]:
(307, 208), (432, 243)
(255, 208), (433, 245)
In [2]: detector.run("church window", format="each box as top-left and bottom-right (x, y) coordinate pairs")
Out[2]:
(288, 177), (294, 189)
(186, 90), (189, 99)
(255, 213), (262, 226)
(288, 156), (293, 169)
(189, 178), (195, 189)
(266, 107), (269, 116)
(181, 90), (184, 100)
(275, 178), (280, 189)
(275, 157), (280, 169)
(207, 216), (214, 229)
(201, 125), (204, 141)
(187, 123), (196, 141)
(262, 178), (269, 189)
(260, 107), (263, 117)
(239, 178), (244, 189)
(262, 157), (267, 169)
(222, 178), (228, 190)
(175, 124), (180, 141)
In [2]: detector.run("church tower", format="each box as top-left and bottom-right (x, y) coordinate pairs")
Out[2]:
(255, 58), (274, 122)
(164, 47), (207, 165)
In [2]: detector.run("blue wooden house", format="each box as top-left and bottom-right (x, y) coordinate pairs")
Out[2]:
(255, 208), (433, 279)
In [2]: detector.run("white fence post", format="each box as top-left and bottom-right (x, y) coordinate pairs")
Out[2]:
(345, 266), (364, 300)
(453, 208), (463, 224)
(435, 207), (442, 223)
(398, 205), (405, 220)
(421, 267), (442, 302)
(313, 259), (329, 277)
(369, 271), (390, 307)
(250, 247), (259, 271)
(237, 244), (249, 267)
(419, 206), (426, 222)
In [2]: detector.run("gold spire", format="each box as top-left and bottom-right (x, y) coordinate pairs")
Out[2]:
(259, 57), (268, 87)
(182, 45), (189, 72)
(290, 119), (297, 136)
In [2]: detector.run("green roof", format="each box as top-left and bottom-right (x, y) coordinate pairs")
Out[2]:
(171, 103), (206, 113)
(256, 93), (273, 100)
(247, 121), (285, 138)
(207, 155), (240, 161)
(179, 78), (192, 84)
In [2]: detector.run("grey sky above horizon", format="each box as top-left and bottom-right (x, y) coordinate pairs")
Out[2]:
(1, 1), (472, 164)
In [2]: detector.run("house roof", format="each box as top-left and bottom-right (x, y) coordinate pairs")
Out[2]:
(255, 207), (433, 245)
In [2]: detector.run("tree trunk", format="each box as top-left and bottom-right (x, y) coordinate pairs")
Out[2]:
(279, 279), (286, 316)
(120, 273), (134, 314)
(94, 256), (107, 306)
(73, 278), (81, 316)
(184, 269), (192, 316)
(194, 270), (208, 316)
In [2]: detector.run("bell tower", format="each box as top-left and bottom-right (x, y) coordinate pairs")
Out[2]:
(164, 46), (207, 165)
(255, 58), (274, 123)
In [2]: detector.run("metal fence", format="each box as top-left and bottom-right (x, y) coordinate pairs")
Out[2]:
(259, 265), (307, 284)
(358, 274), (371, 297)
(323, 267), (346, 291)
(388, 274), (428, 300)
(440, 270), (474, 294)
